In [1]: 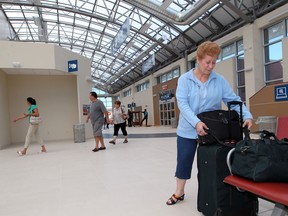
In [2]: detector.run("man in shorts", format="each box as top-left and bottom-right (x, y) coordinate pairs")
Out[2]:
(86, 92), (109, 152)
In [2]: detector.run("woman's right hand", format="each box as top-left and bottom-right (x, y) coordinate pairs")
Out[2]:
(196, 121), (209, 136)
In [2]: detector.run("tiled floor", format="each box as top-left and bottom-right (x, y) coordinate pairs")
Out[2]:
(0, 126), (275, 216)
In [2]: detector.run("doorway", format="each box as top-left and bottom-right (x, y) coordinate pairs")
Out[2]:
(159, 99), (175, 126)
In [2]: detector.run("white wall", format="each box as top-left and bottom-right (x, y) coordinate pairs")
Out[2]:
(0, 70), (11, 149)
(0, 41), (94, 147)
(282, 37), (288, 82)
(119, 58), (187, 125)
(120, 77), (154, 125)
(8, 75), (79, 143)
(54, 45), (94, 139)
(215, 58), (236, 90)
(0, 41), (55, 69)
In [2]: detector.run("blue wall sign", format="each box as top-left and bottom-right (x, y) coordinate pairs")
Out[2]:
(68, 60), (78, 72)
(275, 84), (288, 101)
(159, 90), (174, 101)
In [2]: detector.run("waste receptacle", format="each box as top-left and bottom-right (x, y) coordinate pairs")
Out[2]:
(171, 118), (178, 128)
(73, 124), (85, 143)
(255, 116), (277, 133)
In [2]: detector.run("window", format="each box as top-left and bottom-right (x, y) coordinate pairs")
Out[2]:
(156, 68), (180, 84)
(217, 42), (239, 62)
(91, 87), (107, 95)
(91, 87), (112, 109)
(263, 22), (284, 85)
(123, 89), (132, 97)
(114, 95), (120, 101)
(173, 68), (180, 77)
(167, 71), (173, 81)
(222, 43), (236, 60)
(136, 81), (149, 92)
(99, 96), (112, 110)
(161, 74), (167, 83)
(189, 60), (196, 70)
(236, 40), (246, 102)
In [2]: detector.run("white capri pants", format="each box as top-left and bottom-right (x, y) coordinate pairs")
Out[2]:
(24, 124), (44, 148)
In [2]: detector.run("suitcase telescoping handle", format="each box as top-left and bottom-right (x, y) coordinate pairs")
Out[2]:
(227, 101), (243, 141)
(226, 147), (245, 192)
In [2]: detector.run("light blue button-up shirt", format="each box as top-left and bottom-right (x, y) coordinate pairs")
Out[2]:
(176, 69), (253, 139)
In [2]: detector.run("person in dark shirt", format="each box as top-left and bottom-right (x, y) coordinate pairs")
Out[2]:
(127, 109), (134, 127)
(140, 109), (148, 127)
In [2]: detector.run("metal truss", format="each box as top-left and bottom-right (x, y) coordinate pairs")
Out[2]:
(0, 0), (287, 93)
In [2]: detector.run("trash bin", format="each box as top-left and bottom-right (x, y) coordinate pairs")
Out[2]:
(255, 116), (277, 133)
(171, 117), (178, 128)
(73, 124), (85, 143)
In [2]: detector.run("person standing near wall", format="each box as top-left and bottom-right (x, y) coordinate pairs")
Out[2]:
(127, 109), (134, 127)
(109, 100), (128, 144)
(86, 92), (109, 152)
(140, 109), (148, 127)
(13, 97), (47, 156)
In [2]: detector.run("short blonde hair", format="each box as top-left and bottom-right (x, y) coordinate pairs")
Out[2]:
(196, 41), (221, 59)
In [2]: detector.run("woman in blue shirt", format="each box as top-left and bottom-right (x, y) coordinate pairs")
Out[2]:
(14, 97), (47, 156)
(166, 41), (253, 205)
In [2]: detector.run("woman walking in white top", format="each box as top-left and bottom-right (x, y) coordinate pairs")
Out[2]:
(109, 100), (128, 144)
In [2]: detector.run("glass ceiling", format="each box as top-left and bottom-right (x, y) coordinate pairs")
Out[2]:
(0, 0), (286, 93)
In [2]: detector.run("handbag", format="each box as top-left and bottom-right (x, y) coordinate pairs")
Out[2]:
(197, 101), (243, 145)
(30, 116), (42, 125)
(231, 130), (288, 182)
(122, 114), (128, 120)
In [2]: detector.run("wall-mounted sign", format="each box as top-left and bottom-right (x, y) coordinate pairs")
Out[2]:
(159, 89), (174, 101)
(83, 104), (90, 116)
(68, 60), (78, 72)
(275, 84), (288, 102)
(162, 84), (168, 91)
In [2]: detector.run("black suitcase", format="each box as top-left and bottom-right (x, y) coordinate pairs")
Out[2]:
(197, 144), (258, 216)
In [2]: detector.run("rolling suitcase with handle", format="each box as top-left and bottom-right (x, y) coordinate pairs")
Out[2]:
(197, 144), (258, 216)
(197, 101), (258, 216)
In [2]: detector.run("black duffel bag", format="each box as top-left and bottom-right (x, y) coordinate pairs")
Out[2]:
(232, 130), (288, 182)
(197, 101), (243, 145)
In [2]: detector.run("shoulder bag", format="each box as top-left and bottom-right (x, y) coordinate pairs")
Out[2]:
(197, 101), (243, 145)
(121, 108), (128, 120)
(30, 116), (42, 125)
(231, 129), (288, 182)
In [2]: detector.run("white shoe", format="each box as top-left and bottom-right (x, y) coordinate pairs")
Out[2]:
(17, 151), (25, 156)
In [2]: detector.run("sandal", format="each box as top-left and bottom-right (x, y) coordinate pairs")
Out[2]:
(92, 148), (99, 152)
(99, 147), (106, 150)
(166, 194), (185, 205)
